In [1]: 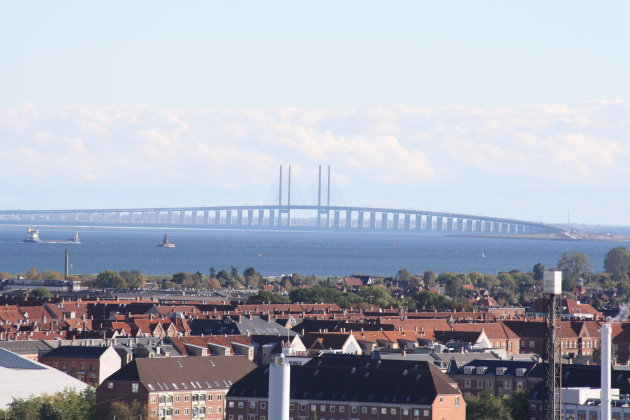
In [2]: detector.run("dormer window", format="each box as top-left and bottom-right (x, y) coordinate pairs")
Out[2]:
(496, 367), (507, 376)
(476, 366), (487, 375)
(464, 366), (475, 374)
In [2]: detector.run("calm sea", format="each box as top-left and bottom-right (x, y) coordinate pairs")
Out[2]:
(0, 225), (628, 277)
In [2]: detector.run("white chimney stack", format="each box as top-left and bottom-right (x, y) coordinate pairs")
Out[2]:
(268, 354), (290, 420)
(601, 323), (611, 420)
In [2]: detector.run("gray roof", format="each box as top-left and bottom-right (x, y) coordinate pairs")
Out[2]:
(0, 340), (53, 355)
(0, 347), (46, 370)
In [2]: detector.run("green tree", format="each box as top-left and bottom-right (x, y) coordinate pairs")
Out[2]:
(358, 285), (397, 308)
(31, 287), (53, 299)
(120, 270), (146, 289)
(95, 270), (125, 289)
(396, 268), (414, 286)
(248, 290), (291, 304)
(604, 247), (630, 281)
(557, 251), (592, 289)
(41, 270), (65, 281)
(466, 389), (511, 420)
(423, 270), (437, 287)
(533, 263), (545, 281)
(413, 291), (452, 311)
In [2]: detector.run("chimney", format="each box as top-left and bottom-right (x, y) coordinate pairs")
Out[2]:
(601, 323), (612, 420)
(268, 355), (290, 420)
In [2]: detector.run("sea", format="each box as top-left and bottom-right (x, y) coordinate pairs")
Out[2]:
(0, 224), (629, 277)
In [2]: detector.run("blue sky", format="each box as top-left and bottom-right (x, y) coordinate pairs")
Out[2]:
(1, 2), (629, 225)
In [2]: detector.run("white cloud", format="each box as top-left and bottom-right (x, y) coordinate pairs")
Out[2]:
(0, 101), (629, 223)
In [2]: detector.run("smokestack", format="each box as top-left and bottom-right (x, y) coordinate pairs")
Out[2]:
(268, 354), (290, 420)
(64, 249), (69, 280)
(601, 323), (611, 420)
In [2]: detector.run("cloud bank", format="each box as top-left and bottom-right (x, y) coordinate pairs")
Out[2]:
(1, 101), (629, 224)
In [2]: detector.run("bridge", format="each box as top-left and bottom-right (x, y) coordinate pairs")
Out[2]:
(0, 166), (564, 235)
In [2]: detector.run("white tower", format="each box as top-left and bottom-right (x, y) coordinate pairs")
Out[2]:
(268, 354), (290, 420)
(601, 323), (612, 420)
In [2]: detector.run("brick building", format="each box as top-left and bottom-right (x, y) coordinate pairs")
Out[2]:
(226, 355), (466, 420)
(39, 345), (121, 386)
(96, 355), (256, 420)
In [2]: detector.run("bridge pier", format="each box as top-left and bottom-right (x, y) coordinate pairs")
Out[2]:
(203, 210), (209, 225)
(237, 209), (243, 227)
(381, 213), (388, 230)
(248, 210), (254, 226)
(358, 211), (364, 230)
(214, 210), (220, 226)
(345, 210), (352, 229)
(226, 210), (232, 226)
(426, 215), (433, 231)
(466, 219), (473, 232)
(393, 213), (399, 230)
(334, 210), (340, 229)
(370, 212), (376, 230)
(404, 214), (411, 230)
(416, 214), (422, 231)
(268, 209), (275, 228)
(258, 209), (264, 227)
(446, 217), (453, 232)
(191, 210), (197, 224)
(179, 211), (185, 224)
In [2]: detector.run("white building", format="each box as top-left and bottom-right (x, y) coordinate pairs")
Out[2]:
(0, 347), (88, 408)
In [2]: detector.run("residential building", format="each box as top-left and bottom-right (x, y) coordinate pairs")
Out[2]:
(39, 345), (121, 386)
(96, 355), (256, 420)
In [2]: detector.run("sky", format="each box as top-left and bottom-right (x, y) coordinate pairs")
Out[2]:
(1, 1), (629, 225)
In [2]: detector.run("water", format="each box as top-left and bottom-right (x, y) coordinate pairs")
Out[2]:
(0, 225), (628, 277)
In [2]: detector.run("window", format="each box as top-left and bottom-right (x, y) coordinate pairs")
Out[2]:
(456, 397), (461, 407)
(403, 408), (409, 415)
(200, 394), (206, 401)
(391, 408), (396, 414)
(208, 394), (213, 401)
(193, 394), (199, 402)
(184, 408), (189, 415)
(207, 407), (212, 414)
(185, 395), (190, 402)
(151, 396), (156, 403)
(176, 396), (181, 402)
(339, 406), (345, 413)
(159, 396), (166, 404)
(330, 405), (335, 412)
(289, 404), (294, 411)
(229, 402), (234, 408)
(131, 383), (139, 393)
(413, 409), (420, 416)
(175, 409), (180, 415)
(91, 363), (96, 371)
(217, 394), (222, 401)
(424, 409), (430, 416)
(238, 402), (244, 408)
(439, 397), (444, 403)
(261, 402), (267, 409)
(320, 405), (326, 412)
(311, 405), (316, 412)
(372, 407), (377, 414)
(250, 401), (256, 409)
(300, 404), (307, 411)
(107, 382), (113, 389)
(80, 362), (85, 370)
(381, 407), (387, 414)
(362, 407), (367, 413)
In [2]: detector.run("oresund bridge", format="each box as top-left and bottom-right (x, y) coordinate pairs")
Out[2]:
(0, 166), (564, 235)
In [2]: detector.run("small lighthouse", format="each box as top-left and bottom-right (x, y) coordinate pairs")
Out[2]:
(268, 353), (290, 420)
